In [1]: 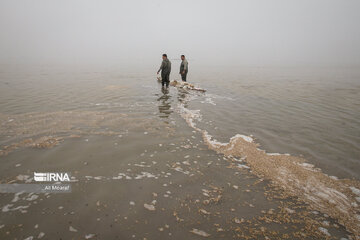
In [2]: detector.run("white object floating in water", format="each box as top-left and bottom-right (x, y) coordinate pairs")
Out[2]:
(85, 234), (96, 239)
(38, 232), (45, 239)
(144, 203), (155, 211)
(234, 218), (244, 224)
(69, 226), (78, 232)
(190, 228), (210, 237)
(199, 209), (210, 215)
(129, 201), (135, 206)
(16, 174), (30, 181)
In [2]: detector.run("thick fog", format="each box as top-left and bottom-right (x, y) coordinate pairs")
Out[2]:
(0, 0), (359, 67)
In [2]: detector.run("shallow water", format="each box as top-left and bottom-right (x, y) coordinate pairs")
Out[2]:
(191, 65), (360, 180)
(0, 64), (359, 239)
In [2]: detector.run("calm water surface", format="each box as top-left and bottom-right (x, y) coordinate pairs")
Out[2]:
(0, 64), (358, 239)
(2, 65), (358, 178)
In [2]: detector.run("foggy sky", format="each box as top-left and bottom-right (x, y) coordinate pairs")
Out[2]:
(0, 0), (359, 66)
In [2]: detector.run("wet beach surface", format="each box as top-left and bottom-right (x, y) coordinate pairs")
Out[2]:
(0, 65), (359, 239)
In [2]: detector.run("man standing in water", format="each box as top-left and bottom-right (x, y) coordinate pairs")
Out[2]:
(179, 55), (188, 82)
(157, 54), (171, 88)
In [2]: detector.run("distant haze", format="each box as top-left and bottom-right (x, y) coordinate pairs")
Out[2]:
(0, 0), (359, 67)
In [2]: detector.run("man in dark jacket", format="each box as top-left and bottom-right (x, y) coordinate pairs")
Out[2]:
(179, 55), (188, 82)
(157, 54), (171, 88)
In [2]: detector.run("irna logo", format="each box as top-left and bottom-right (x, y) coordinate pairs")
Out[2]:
(34, 172), (71, 182)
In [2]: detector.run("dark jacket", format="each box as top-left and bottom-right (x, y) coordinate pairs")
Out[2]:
(180, 59), (188, 73)
(159, 58), (171, 75)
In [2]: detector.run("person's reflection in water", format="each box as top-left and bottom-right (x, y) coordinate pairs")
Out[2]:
(157, 87), (173, 120)
(177, 87), (189, 108)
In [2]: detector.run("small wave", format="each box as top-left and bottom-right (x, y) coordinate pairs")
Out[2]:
(200, 97), (216, 105)
(205, 93), (236, 101)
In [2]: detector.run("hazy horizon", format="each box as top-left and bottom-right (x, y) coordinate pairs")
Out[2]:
(1, 0), (360, 67)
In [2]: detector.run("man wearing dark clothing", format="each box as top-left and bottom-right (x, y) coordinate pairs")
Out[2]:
(157, 54), (172, 87)
(179, 55), (188, 82)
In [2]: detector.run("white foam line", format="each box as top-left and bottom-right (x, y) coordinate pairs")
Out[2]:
(11, 191), (24, 203)
(231, 134), (253, 143)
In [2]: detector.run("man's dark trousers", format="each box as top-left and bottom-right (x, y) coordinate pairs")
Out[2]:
(181, 72), (187, 82)
(161, 73), (170, 87)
